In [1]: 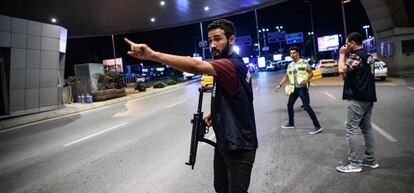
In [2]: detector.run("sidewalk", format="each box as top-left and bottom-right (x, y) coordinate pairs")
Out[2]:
(0, 79), (199, 131)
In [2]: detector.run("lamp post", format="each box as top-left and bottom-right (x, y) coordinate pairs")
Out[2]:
(307, 32), (315, 59)
(341, 0), (351, 38)
(276, 25), (283, 53)
(305, 0), (317, 60)
(362, 25), (370, 39)
(258, 28), (269, 55)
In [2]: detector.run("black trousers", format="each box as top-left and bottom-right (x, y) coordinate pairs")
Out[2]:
(214, 148), (256, 193)
(287, 87), (321, 128)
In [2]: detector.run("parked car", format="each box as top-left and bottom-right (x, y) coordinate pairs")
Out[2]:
(373, 58), (387, 80)
(246, 63), (257, 73)
(183, 72), (194, 80)
(275, 60), (288, 69)
(265, 61), (277, 71)
(135, 75), (146, 83)
(318, 59), (339, 76)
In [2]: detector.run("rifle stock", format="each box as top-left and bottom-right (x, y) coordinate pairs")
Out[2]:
(185, 87), (216, 169)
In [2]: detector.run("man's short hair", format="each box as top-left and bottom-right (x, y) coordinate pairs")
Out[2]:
(347, 32), (363, 46)
(207, 19), (236, 38)
(289, 46), (299, 53)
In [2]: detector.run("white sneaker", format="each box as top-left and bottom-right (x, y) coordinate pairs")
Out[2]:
(336, 164), (362, 173)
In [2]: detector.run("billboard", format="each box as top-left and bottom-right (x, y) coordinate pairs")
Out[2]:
(317, 34), (339, 52)
(103, 58), (123, 73)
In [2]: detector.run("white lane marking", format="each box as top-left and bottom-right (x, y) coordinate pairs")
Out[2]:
(372, 122), (397, 142)
(323, 91), (336, 100)
(255, 86), (259, 91)
(382, 83), (396, 86)
(63, 122), (128, 147)
(407, 87), (414, 90)
(165, 100), (186, 109)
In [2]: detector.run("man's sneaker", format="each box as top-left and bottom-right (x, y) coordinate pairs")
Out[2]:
(281, 124), (295, 129)
(309, 127), (323, 134)
(360, 162), (380, 169)
(336, 164), (362, 173)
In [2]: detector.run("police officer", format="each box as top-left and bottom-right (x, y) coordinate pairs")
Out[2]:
(276, 46), (323, 134)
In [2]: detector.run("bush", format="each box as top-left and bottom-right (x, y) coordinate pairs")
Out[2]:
(166, 79), (177, 85)
(135, 84), (148, 92)
(153, 82), (168, 88)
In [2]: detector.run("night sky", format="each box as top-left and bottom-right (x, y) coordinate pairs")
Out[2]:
(65, 0), (373, 77)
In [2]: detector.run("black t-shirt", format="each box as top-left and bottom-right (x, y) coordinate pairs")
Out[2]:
(342, 48), (377, 102)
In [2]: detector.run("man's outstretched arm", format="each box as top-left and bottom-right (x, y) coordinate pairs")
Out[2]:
(125, 38), (217, 76)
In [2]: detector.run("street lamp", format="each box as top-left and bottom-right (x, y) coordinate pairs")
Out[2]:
(362, 25), (370, 39)
(275, 25), (284, 53)
(305, 0), (316, 60)
(258, 28), (270, 55)
(341, 0), (351, 38)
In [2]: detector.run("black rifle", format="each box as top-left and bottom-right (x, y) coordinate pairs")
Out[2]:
(185, 86), (216, 169)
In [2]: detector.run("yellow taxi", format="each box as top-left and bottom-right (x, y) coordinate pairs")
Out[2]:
(201, 74), (214, 88)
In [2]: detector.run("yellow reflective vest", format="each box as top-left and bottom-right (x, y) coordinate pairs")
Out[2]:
(287, 59), (309, 86)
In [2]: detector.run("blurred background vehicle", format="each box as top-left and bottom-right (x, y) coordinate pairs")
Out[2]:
(318, 59), (339, 76)
(201, 75), (214, 87)
(265, 61), (277, 71)
(183, 72), (195, 80)
(374, 58), (387, 80)
(246, 63), (257, 73)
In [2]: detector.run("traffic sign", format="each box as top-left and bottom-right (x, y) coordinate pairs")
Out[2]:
(286, 32), (304, 44)
(235, 35), (252, 46)
(268, 31), (286, 43)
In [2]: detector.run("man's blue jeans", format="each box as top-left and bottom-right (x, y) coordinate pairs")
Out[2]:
(345, 100), (376, 166)
(287, 87), (321, 128)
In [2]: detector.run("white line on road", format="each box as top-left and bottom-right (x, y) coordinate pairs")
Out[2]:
(382, 83), (396, 86)
(372, 122), (397, 142)
(165, 100), (187, 109)
(407, 87), (414, 90)
(63, 122), (128, 147)
(255, 86), (259, 91)
(323, 91), (336, 100)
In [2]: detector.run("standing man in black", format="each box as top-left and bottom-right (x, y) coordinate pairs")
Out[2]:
(336, 32), (379, 173)
(125, 19), (258, 193)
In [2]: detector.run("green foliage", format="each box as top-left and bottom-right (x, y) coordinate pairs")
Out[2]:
(165, 79), (177, 85)
(153, 82), (168, 88)
(135, 84), (148, 92)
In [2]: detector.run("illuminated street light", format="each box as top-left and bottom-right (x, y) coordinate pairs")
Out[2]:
(362, 25), (370, 39)
(275, 25), (284, 53)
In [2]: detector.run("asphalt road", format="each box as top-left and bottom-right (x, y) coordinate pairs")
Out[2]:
(0, 71), (413, 193)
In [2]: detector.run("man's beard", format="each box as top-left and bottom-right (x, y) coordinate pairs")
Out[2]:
(212, 42), (231, 59)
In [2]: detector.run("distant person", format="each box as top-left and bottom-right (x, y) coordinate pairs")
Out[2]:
(336, 32), (379, 173)
(125, 19), (258, 193)
(275, 46), (323, 134)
